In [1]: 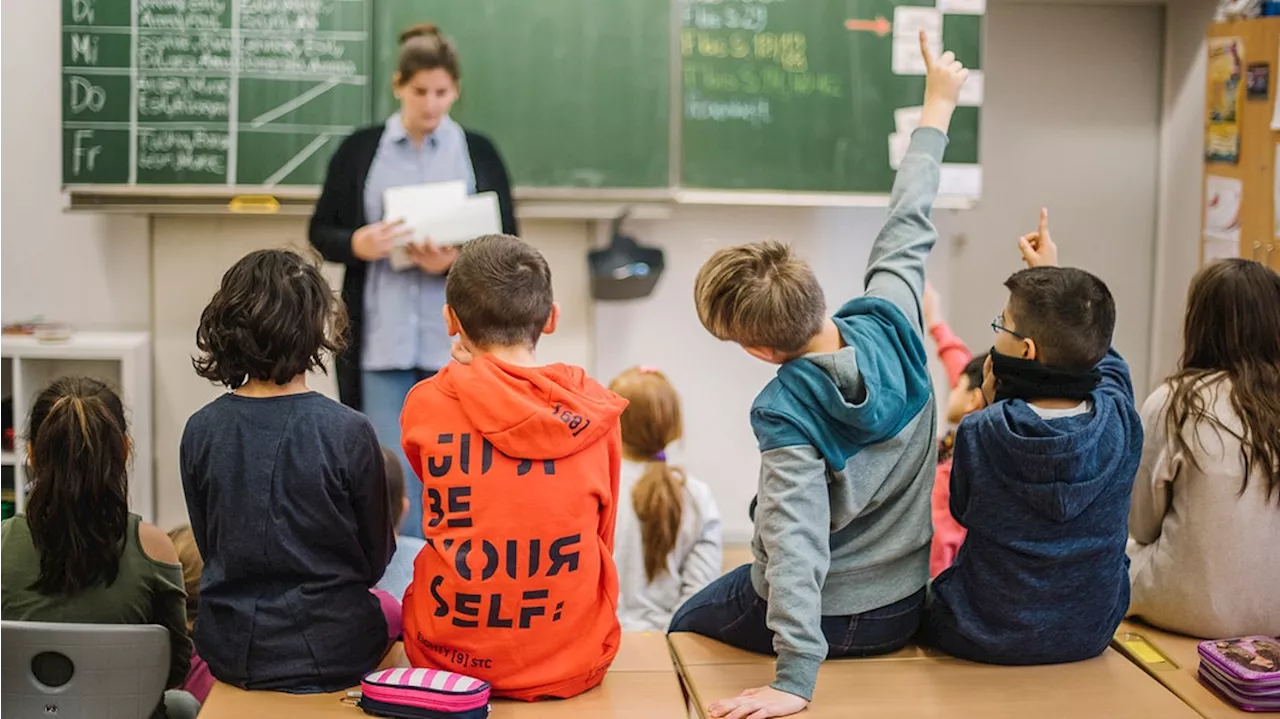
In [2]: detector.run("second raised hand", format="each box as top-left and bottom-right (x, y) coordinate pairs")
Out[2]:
(1017, 207), (1059, 268)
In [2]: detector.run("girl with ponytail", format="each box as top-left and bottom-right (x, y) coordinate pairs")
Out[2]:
(1, 377), (198, 719)
(608, 367), (722, 632)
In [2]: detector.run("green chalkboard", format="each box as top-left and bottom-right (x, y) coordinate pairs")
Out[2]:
(679, 0), (981, 193)
(61, 0), (371, 186)
(372, 0), (672, 189)
(62, 0), (981, 196)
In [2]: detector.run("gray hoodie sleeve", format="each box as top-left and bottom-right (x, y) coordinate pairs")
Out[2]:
(752, 410), (832, 700)
(864, 127), (949, 334)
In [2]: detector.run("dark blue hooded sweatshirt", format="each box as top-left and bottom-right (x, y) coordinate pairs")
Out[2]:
(922, 349), (1142, 664)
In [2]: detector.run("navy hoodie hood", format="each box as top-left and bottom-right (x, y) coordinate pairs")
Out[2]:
(974, 398), (1132, 523)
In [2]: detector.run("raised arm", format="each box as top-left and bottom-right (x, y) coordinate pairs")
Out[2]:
(865, 32), (969, 333)
(923, 284), (974, 388)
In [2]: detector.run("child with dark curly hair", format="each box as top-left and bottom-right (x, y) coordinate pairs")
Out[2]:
(180, 248), (395, 692)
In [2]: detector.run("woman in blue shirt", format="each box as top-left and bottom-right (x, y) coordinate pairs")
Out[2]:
(310, 23), (517, 538)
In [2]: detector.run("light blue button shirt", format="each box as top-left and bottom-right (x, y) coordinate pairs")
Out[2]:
(361, 113), (476, 371)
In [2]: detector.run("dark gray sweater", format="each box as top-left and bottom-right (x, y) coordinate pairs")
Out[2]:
(180, 391), (393, 692)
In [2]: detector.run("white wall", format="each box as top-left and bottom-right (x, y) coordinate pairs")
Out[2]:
(1149, 0), (1217, 388)
(1, 0), (1220, 536)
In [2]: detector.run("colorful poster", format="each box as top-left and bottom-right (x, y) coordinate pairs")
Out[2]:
(1207, 37), (1243, 164)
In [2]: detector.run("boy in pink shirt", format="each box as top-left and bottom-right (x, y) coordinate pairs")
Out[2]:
(921, 285), (986, 576)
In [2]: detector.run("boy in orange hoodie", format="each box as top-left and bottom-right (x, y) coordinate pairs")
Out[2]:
(400, 234), (628, 701)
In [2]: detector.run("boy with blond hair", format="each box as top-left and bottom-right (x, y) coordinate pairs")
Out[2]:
(669, 33), (969, 719)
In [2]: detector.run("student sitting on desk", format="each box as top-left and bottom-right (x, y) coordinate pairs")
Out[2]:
(670, 32), (969, 719)
(400, 235), (628, 701)
(1, 378), (199, 719)
(181, 249), (394, 693)
(921, 211), (1142, 665)
(1127, 259), (1280, 638)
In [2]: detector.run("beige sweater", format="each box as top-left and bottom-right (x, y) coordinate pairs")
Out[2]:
(1127, 377), (1280, 638)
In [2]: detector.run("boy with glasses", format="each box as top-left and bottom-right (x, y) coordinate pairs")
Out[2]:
(921, 209), (1143, 666)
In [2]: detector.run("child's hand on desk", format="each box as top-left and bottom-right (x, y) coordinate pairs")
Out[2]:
(1017, 208), (1059, 268)
(919, 31), (969, 134)
(405, 241), (458, 275)
(708, 685), (807, 719)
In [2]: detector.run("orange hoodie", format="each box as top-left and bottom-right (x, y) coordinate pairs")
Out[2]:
(400, 355), (628, 701)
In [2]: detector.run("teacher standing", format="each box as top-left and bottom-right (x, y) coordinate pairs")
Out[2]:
(309, 23), (517, 538)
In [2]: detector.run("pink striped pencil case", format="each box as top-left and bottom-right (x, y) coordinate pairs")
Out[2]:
(358, 667), (491, 719)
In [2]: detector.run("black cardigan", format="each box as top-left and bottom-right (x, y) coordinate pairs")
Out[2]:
(308, 125), (518, 411)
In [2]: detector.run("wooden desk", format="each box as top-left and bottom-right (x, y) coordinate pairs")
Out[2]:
(669, 634), (1198, 719)
(669, 632), (935, 667)
(609, 630), (676, 672)
(1113, 619), (1255, 719)
(200, 633), (688, 719)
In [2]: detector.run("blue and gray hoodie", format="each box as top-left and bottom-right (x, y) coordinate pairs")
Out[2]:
(922, 350), (1142, 665)
(749, 128), (946, 699)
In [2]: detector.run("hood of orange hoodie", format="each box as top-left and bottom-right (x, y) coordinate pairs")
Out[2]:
(434, 355), (628, 461)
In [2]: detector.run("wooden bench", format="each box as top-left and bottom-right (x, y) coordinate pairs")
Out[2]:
(200, 632), (687, 718)
(668, 632), (1199, 718)
(1112, 619), (1256, 719)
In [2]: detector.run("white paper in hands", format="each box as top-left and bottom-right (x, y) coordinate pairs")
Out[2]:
(383, 181), (466, 246)
(382, 182), (502, 271)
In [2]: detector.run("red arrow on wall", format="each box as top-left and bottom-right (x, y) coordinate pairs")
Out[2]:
(845, 16), (892, 36)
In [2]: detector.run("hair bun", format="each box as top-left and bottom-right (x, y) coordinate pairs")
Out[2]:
(399, 23), (441, 45)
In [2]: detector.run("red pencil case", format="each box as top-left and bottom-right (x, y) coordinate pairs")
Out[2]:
(358, 667), (491, 719)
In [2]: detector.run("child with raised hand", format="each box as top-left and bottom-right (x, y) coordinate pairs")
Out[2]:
(400, 234), (628, 701)
(181, 248), (393, 692)
(2, 378), (199, 719)
(921, 210), (1142, 665)
(921, 284), (987, 576)
(672, 32), (969, 719)
(608, 366), (722, 633)
(1127, 259), (1280, 637)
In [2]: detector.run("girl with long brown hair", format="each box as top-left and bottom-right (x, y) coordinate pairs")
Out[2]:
(0, 378), (198, 718)
(608, 367), (722, 632)
(1128, 259), (1280, 637)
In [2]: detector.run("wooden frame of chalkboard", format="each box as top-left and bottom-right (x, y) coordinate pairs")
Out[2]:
(63, 183), (978, 216)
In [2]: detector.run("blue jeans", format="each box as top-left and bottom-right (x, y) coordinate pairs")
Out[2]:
(668, 564), (925, 658)
(362, 369), (435, 539)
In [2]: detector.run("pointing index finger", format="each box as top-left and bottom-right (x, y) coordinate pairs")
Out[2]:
(1038, 207), (1049, 236)
(919, 30), (933, 69)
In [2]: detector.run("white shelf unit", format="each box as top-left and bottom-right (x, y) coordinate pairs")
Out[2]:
(1, 332), (153, 520)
